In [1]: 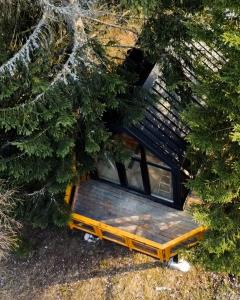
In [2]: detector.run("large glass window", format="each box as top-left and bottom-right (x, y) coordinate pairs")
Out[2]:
(96, 159), (120, 184)
(145, 150), (170, 169)
(148, 165), (173, 201)
(145, 149), (173, 201)
(95, 134), (174, 204)
(125, 159), (144, 191)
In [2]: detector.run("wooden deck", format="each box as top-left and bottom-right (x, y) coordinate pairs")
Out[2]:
(67, 180), (205, 261)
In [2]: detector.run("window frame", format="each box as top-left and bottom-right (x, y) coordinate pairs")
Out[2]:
(95, 146), (175, 206)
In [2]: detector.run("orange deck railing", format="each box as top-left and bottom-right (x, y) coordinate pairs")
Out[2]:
(68, 212), (205, 262)
(65, 184), (206, 262)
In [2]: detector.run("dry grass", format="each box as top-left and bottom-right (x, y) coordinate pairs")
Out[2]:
(0, 184), (21, 260)
(91, 14), (143, 64)
(0, 228), (239, 300)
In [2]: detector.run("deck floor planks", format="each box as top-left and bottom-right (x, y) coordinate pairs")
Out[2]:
(80, 182), (196, 223)
(74, 181), (196, 227)
(75, 182), (193, 223)
(73, 180), (199, 244)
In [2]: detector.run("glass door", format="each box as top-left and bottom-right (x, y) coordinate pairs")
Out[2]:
(148, 165), (173, 201)
(125, 158), (144, 192)
(145, 151), (173, 202)
(95, 134), (174, 205)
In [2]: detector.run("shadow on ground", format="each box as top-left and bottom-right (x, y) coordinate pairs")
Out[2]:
(1, 228), (239, 300)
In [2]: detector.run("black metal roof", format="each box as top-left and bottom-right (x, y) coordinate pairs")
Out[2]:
(125, 72), (188, 170)
(124, 42), (224, 171)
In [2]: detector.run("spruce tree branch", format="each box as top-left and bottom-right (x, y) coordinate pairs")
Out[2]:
(0, 13), (50, 76)
(103, 44), (135, 49)
(0, 19), (86, 112)
(212, 126), (234, 133)
(82, 15), (138, 36)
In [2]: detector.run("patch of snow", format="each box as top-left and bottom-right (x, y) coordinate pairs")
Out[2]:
(83, 233), (99, 243)
(168, 258), (191, 272)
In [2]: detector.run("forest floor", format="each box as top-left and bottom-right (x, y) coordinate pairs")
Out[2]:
(0, 228), (239, 300)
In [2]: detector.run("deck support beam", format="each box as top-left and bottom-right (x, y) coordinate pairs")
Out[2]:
(93, 226), (103, 240)
(70, 212), (206, 263)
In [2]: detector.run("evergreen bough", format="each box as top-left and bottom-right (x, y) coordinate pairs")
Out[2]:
(130, 0), (240, 275)
(0, 0), (146, 229)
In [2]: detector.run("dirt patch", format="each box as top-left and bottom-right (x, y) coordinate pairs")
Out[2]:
(91, 14), (142, 64)
(0, 228), (239, 300)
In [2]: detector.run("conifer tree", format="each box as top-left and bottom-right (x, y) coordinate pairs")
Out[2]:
(0, 0), (146, 228)
(128, 0), (240, 274)
(182, 0), (240, 276)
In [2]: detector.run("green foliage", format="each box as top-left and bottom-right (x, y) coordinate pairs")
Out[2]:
(15, 192), (71, 229)
(14, 236), (34, 258)
(0, 0), (41, 65)
(136, 0), (240, 275)
(0, 3), (147, 230)
(183, 60), (240, 274)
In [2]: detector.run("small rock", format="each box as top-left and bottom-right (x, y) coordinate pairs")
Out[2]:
(156, 287), (172, 292)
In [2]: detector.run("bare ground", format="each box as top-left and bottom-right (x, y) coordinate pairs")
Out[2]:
(0, 228), (239, 300)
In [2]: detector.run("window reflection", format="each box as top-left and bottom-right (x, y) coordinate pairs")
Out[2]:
(125, 159), (144, 191)
(148, 165), (173, 201)
(96, 159), (120, 184)
(96, 135), (174, 204)
(145, 150), (170, 168)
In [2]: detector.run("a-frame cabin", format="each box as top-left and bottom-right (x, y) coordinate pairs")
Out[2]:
(93, 48), (191, 210)
(64, 44), (224, 262)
